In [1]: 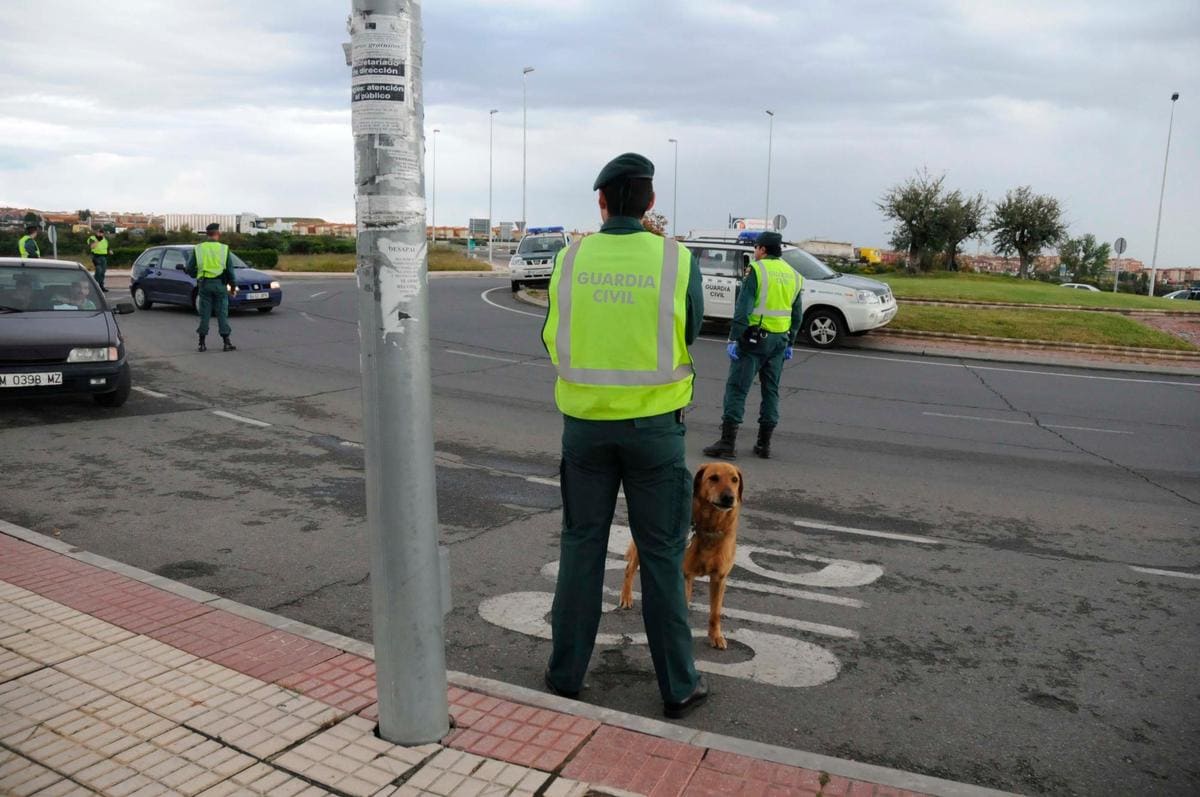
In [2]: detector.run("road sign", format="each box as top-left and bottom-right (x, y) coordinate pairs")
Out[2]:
(1114, 237), (1127, 255)
(468, 217), (489, 238)
(47, 225), (58, 258)
(773, 214), (788, 231)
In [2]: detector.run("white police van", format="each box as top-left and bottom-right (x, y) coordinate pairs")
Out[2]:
(510, 226), (571, 292)
(684, 230), (898, 348)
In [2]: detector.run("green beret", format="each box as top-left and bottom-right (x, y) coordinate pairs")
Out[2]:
(593, 152), (655, 191)
(756, 231), (783, 248)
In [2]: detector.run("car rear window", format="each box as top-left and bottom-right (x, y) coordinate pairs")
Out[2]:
(0, 266), (100, 311)
(518, 235), (565, 255)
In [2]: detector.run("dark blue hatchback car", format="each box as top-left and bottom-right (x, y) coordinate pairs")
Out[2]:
(129, 245), (283, 314)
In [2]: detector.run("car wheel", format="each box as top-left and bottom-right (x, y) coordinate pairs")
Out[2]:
(132, 286), (153, 310)
(94, 364), (131, 408)
(511, 280), (522, 293)
(257, 306), (274, 313)
(804, 309), (845, 348)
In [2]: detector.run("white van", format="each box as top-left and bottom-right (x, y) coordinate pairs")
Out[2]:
(684, 232), (898, 348)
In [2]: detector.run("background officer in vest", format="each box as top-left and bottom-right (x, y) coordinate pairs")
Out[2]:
(703, 231), (802, 459)
(186, 223), (237, 352)
(17, 225), (40, 259)
(86, 230), (110, 292)
(542, 153), (709, 719)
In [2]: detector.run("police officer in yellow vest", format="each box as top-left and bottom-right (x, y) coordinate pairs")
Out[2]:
(86, 230), (111, 292)
(542, 153), (709, 719)
(186, 223), (237, 352)
(17, 225), (40, 259)
(703, 231), (802, 459)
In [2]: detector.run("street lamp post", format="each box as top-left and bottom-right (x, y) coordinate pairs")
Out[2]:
(1148, 92), (1180, 297)
(488, 109), (498, 264)
(431, 128), (440, 242)
(764, 110), (775, 230)
(522, 66), (535, 233)
(667, 138), (678, 237)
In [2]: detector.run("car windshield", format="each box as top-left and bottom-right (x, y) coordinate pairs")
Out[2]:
(518, 236), (565, 255)
(781, 248), (838, 280)
(0, 266), (101, 312)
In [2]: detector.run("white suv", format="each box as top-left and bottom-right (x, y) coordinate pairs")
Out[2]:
(510, 226), (570, 292)
(684, 232), (898, 348)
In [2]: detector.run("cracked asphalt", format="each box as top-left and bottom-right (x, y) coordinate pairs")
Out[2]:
(1, 274), (1198, 796)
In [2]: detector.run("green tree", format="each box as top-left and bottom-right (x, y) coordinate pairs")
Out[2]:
(989, 186), (1067, 279)
(78, 209), (92, 221)
(934, 191), (987, 271)
(23, 211), (40, 225)
(1058, 234), (1111, 284)
(878, 169), (945, 273)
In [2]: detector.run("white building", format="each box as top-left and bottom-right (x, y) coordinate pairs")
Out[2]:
(163, 212), (262, 234)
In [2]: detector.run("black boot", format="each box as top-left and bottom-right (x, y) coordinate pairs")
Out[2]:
(222, 336), (236, 352)
(197, 335), (206, 352)
(753, 424), (775, 459)
(702, 421), (739, 459)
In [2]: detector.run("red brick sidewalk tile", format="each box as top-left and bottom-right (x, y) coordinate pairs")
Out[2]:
(279, 653), (377, 713)
(149, 609), (272, 658)
(209, 629), (341, 684)
(443, 690), (600, 772)
(689, 749), (865, 797)
(561, 725), (704, 797)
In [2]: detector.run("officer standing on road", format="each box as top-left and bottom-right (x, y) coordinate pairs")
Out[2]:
(703, 231), (803, 459)
(542, 153), (709, 719)
(87, 230), (110, 292)
(17, 225), (40, 259)
(187, 223), (237, 352)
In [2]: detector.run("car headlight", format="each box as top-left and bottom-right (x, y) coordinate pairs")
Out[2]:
(510, 256), (522, 267)
(269, 281), (281, 289)
(853, 290), (881, 304)
(68, 346), (118, 363)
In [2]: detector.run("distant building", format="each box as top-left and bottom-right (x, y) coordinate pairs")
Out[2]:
(799, 239), (855, 259)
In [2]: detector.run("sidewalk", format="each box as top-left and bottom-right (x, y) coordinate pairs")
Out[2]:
(0, 522), (1016, 797)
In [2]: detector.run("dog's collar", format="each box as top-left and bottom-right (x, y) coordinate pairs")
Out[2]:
(691, 522), (725, 540)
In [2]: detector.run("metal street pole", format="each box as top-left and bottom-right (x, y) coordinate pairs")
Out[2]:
(348, 0), (448, 745)
(488, 109), (497, 264)
(667, 138), (678, 237)
(764, 110), (774, 230)
(1148, 92), (1179, 296)
(522, 66), (534, 233)
(430, 128), (440, 242)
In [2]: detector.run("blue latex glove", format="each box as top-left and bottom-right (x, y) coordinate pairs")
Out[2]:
(726, 342), (739, 361)
(784, 346), (793, 360)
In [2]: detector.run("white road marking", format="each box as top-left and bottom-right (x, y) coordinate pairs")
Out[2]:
(923, 411), (1132, 435)
(481, 287), (545, 318)
(1129, 566), (1200, 581)
(131, 386), (167, 398)
(793, 518), (943, 545)
(519, 361), (551, 368)
(445, 349), (520, 363)
(308, 290), (328, 298)
(340, 441), (364, 449)
(735, 545), (883, 588)
(478, 591), (841, 688)
(525, 476), (560, 487)
(211, 410), (271, 428)
(613, 586), (859, 639)
(300, 312), (317, 322)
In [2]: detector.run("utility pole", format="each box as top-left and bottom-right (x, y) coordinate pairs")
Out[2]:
(489, 109), (498, 265)
(348, 0), (448, 745)
(522, 66), (534, 233)
(1148, 92), (1180, 297)
(667, 138), (678, 237)
(764, 110), (775, 230)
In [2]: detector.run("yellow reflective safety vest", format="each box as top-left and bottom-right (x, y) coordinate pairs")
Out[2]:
(18, 235), (39, 258)
(748, 257), (802, 333)
(543, 232), (694, 421)
(90, 237), (109, 255)
(193, 242), (230, 278)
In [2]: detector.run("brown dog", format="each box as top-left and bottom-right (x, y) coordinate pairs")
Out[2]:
(619, 462), (743, 650)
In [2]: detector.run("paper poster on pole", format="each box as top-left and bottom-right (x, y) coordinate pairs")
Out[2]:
(351, 14), (412, 135)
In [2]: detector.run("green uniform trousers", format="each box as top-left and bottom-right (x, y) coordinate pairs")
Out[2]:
(91, 256), (108, 289)
(548, 412), (700, 704)
(196, 278), (232, 337)
(721, 332), (789, 427)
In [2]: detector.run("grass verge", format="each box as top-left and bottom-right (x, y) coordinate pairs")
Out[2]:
(889, 305), (1197, 351)
(275, 248), (488, 273)
(878, 273), (1199, 312)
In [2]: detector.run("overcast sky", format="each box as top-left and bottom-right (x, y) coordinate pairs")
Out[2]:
(2, 0), (1197, 264)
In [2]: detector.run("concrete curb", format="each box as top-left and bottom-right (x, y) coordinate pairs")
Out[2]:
(0, 517), (1020, 797)
(898, 296), (1198, 316)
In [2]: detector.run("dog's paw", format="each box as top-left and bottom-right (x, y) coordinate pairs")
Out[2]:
(708, 632), (727, 650)
(618, 595), (634, 610)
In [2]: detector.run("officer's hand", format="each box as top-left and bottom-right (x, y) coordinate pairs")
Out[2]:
(726, 342), (739, 361)
(784, 346), (794, 360)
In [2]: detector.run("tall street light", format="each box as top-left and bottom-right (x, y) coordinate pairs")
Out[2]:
(764, 110), (775, 230)
(430, 128), (440, 242)
(1148, 92), (1180, 297)
(667, 138), (679, 237)
(522, 66), (535, 233)
(488, 109), (498, 264)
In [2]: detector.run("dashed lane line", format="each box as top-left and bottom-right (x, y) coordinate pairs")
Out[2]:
(445, 349), (520, 363)
(210, 410), (272, 428)
(131, 386), (168, 398)
(793, 518), (943, 545)
(1129, 566), (1200, 581)
(922, 411), (1132, 435)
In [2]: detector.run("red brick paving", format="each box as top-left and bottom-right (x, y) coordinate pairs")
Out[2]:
(442, 688), (599, 772)
(278, 652), (377, 713)
(207, 629), (341, 683)
(148, 607), (272, 658)
(561, 725), (704, 797)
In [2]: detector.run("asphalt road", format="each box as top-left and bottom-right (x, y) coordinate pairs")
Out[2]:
(2, 275), (1198, 796)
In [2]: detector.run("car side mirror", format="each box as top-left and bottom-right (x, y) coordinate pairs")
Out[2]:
(113, 301), (136, 315)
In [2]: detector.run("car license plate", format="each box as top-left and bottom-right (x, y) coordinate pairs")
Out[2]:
(244, 292), (269, 300)
(0, 372), (64, 388)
